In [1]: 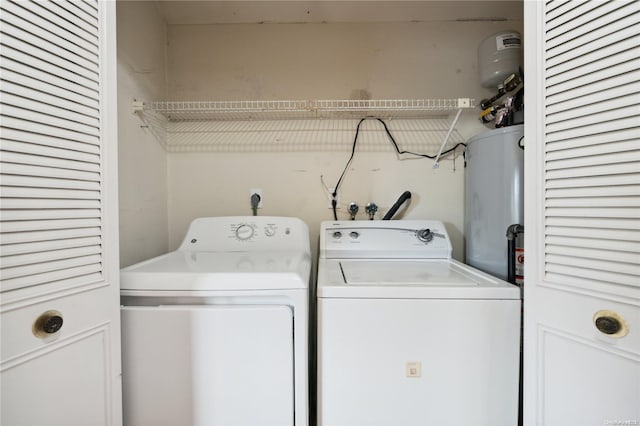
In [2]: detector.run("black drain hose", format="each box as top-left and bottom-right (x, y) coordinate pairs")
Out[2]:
(382, 191), (412, 220)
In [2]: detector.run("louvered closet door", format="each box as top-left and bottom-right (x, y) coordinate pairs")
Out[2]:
(524, 1), (640, 425)
(0, 1), (121, 425)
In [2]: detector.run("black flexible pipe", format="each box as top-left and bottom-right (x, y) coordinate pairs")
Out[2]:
(507, 238), (516, 284)
(382, 191), (412, 220)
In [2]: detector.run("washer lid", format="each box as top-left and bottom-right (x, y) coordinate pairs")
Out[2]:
(317, 259), (520, 299)
(341, 260), (480, 286)
(120, 250), (310, 291)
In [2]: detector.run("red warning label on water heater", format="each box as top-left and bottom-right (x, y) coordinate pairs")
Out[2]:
(515, 248), (524, 285)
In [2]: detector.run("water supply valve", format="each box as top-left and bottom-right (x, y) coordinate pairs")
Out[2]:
(348, 203), (359, 220)
(365, 203), (378, 220)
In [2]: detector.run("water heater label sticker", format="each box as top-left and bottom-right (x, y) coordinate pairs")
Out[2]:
(515, 247), (524, 286)
(496, 33), (521, 50)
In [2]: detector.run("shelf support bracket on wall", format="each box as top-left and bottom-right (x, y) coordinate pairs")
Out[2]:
(130, 100), (168, 149)
(132, 100), (145, 115)
(131, 100), (147, 127)
(432, 99), (469, 168)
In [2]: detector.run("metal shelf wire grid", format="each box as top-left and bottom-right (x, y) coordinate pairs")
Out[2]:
(147, 99), (474, 121)
(134, 99), (474, 155)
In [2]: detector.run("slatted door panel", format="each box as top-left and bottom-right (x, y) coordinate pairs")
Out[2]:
(0, 0), (104, 294)
(543, 0), (640, 299)
(524, 2), (640, 424)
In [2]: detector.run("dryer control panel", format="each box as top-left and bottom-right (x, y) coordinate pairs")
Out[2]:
(179, 216), (310, 253)
(320, 220), (452, 259)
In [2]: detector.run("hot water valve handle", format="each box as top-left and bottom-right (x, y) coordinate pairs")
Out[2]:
(365, 203), (378, 220)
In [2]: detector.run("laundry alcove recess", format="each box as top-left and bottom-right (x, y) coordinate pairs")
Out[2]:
(133, 98), (474, 166)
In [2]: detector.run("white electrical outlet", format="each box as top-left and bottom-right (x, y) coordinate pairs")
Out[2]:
(250, 188), (263, 208)
(327, 188), (340, 209)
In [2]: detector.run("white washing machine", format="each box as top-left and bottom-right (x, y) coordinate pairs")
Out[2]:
(120, 216), (310, 426)
(317, 220), (520, 426)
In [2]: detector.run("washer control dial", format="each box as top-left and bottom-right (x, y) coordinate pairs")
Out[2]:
(416, 228), (433, 243)
(264, 225), (276, 237)
(235, 224), (255, 241)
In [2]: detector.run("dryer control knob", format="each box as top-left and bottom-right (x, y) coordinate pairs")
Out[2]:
(235, 224), (255, 241)
(417, 228), (433, 243)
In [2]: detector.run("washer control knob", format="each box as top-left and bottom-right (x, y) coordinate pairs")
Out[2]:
(264, 225), (276, 237)
(417, 228), (433, 243)
(332, 231), (342, 239)
(235, 224), (255, 241)
(350, 231), (360, 239)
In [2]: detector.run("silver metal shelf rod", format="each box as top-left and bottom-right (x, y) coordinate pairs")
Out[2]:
(432, 108), (463, 169)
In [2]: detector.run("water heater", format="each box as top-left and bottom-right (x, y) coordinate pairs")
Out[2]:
(465, 125), (524, 280)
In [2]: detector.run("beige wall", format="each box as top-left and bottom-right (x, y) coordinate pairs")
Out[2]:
(167, 21), (520, 101)
(164, 18), (523, 260)
(168, 150), (467, 258)
(114, 3), (523, 263)
(117, 1), (169, 267)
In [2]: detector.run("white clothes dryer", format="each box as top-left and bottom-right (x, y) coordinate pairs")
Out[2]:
(120, 216), (310, 426)
(317, 220), (520, 426)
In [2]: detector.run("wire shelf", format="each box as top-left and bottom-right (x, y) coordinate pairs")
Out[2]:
(146, 98), (474, 121)
(134, 98), (474, 162)
(160, 118), (467, 153)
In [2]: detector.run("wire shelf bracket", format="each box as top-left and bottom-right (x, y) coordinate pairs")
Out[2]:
(432, 103), (466, 168)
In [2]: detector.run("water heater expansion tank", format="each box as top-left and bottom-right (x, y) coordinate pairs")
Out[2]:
(478, 31), (522, 88)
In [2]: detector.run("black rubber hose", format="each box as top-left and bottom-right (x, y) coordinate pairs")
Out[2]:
(382, 191), (412, 220)
(507, 238), (516, 284)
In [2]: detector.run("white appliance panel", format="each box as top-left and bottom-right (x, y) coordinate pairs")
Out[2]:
(321, 220), (452, 259)
(179, 216), (309, 252)
(318, 298), (520, 426)
(122, 304), (294, 426)
(317, 220), (521, 426)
